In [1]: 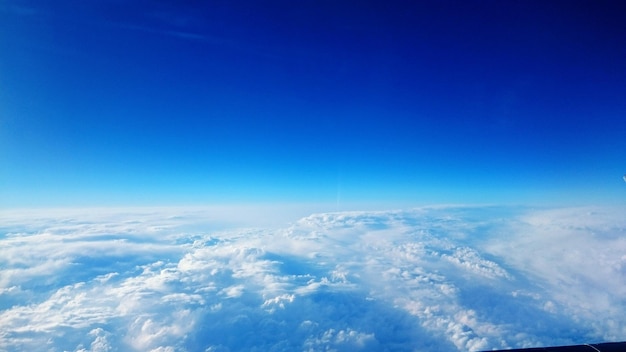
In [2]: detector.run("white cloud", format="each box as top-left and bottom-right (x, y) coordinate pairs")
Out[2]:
(441, 247), (511, 279)
(1, 205), (625, 351)
(76, 328), (113, 352)
(303, 328), (380, 351)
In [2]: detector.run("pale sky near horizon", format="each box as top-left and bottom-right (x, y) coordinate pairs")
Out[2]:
(2, 1), (625, 208)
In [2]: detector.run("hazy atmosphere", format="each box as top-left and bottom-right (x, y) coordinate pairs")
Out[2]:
(1, 1), (626, 351)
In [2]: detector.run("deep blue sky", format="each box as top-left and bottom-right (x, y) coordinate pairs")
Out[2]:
(1, 0), (625, 207)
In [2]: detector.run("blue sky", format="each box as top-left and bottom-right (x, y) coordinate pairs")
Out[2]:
(1, 1), (625, 207)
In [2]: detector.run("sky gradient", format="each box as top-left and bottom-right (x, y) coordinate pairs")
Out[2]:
(1, 1), (625, 207)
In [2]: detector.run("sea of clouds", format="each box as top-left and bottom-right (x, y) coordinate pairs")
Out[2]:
(1, 205), (625, 351)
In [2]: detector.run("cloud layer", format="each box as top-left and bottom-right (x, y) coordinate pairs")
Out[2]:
(1, 205), (625, 351)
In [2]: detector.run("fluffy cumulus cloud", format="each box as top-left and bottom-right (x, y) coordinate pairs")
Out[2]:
(1, 205), (625, 351)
